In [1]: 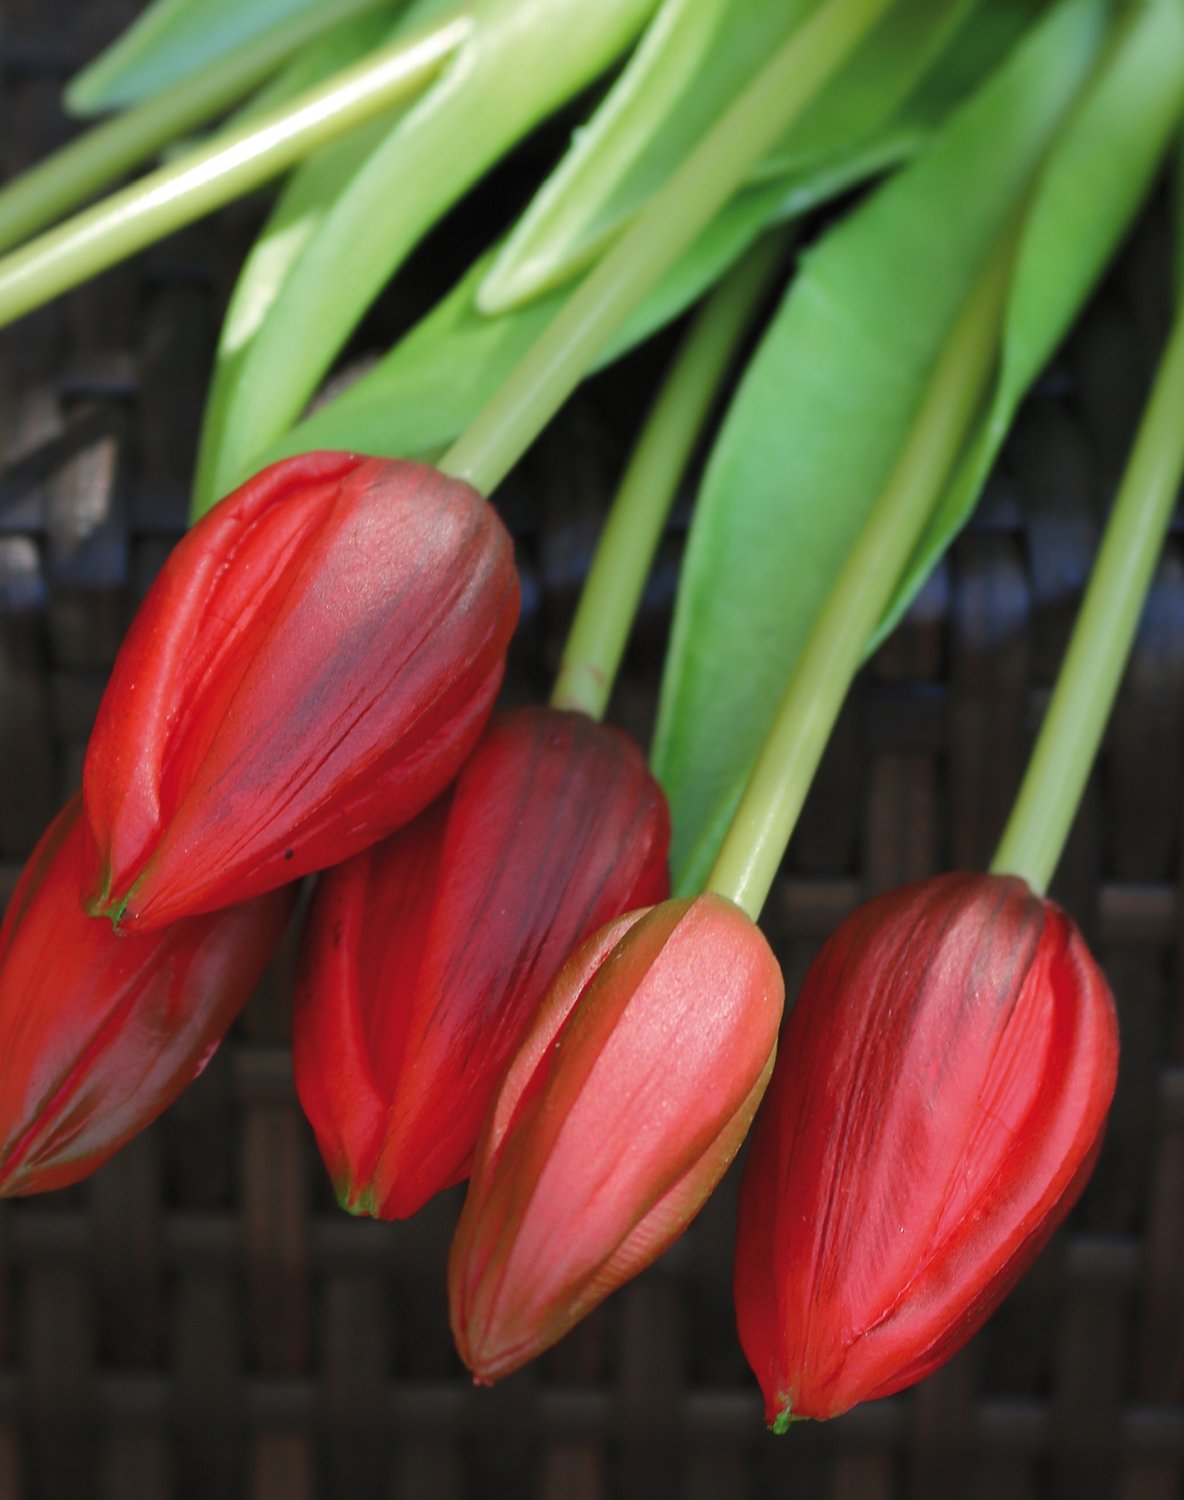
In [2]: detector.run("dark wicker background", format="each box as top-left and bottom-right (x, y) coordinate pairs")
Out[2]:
(2, 3), (1184, 1497)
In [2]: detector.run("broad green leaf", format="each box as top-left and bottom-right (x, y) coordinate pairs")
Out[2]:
(191, 0), (463, 509)
(751, 0), (1041, 182)
(475, 0), (810, 310)
(651, 0), (1110, 896)
(883, 0), (1184, 645)
(235, 0), (1043, 484)
(189, 118), (401, 509)
(480, 0), (999, 313)
(66, 0), (353, 116)
(242, 178), (792, 476)
(192, 0), (659, 513)
(748, 0), (978, 184)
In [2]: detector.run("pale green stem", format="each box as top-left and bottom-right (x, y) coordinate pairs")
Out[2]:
(0, 0), (398, 256)
(439, 0), (895, 497)
(991, 301), (1184, 894)
(706, 239), (1015, 919)
(0, 14), (471, 329)
(550, 227), (791, 721)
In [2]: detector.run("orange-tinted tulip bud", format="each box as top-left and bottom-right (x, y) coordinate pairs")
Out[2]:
(293, 706), (670, 1219)
(83, 452), (518, 929)
(0, 797), (294, 1196)
(734, 873), (1119, 1426)
(449, 894), (784, 1382)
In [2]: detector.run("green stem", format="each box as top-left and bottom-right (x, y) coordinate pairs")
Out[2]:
(991, 300), (1184, 894)
(439, 0), (895, 497)
(0, 14), (470, 330)
(0, 0), (398, 257)
(706, 238), (1015, 919)
(550, 227), (791, 721)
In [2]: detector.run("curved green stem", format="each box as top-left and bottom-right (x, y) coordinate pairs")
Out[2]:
(991, 300), (1184, 894)
(0, 0), (396, 257)
(438, 0), (895, 497)
(550, 227), (791, 721)
(0, 14), (470, 330)
(706, 237), (1014, 919)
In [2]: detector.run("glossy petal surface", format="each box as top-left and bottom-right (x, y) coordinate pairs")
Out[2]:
(0, 797), (294, 1195)
(450, 894), (784, 1382)
(294, 707), (671, 1219)
(734, 873), (1118, 1424)
(83, 452), (519, 928)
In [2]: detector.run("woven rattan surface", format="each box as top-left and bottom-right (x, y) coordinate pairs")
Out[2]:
(2, 4), (1184, 1497)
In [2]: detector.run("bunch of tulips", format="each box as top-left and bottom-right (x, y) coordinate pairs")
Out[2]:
(1, 0), (1183, 1430)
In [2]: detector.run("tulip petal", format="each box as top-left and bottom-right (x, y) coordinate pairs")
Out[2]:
(734, 873), (1118, 1421)
(83, 454), (518, 928)
(295, 708), (671, 1220)
(451, 894), (784, 1381)
(0, 797), (294, 1196)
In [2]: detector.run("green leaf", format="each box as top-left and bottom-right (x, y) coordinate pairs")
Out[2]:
(227, 8), (396, 130)
(231, 0), (1041, 487)
(192, 0), (660, 513)
(237, 178), (791, 478)
(749, 0), (979, 184)
(191, 0), (460, 509)
(476, 0), (816, 312)
(651, 0), (1110, 896)
(884, 0), (1184, 646)
(479, 0), (1023, 313)
(66, 0), (351, 116)
(1177, 137), (1184, 301)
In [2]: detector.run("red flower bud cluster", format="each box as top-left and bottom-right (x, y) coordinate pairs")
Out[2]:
(1, 453), (521, 1197)
(293, 705), (671, 1221)
(0, 453), (1120, 1426)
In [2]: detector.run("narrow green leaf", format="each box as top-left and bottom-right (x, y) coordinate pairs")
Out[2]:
(883, 0), (1184, 645)
(651, 0), (1110, 896)
(66, 0), (347, 116)
(192, 0), (659, 513)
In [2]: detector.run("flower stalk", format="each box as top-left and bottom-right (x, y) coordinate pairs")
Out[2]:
(0, 0), (398, 256)
(0, 12), (470, 329)
(991, 298), (1184, 892)
(550, 227), (791, 722)
(706, 232), (1014, 919)
(439, 0), (896, 498)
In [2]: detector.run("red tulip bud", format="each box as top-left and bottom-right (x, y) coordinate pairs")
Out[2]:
(449, 894), (784, 1383)
(82, 453), (519, 930)
(734, 873), (1119, 1426)
(293, 706), (670, 1219)
(0, 797), (294, 1196)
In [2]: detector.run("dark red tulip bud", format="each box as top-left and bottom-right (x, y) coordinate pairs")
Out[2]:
(0, 797), (294, 1196)
(82, 452), (519, 929)
(293, 706), (670, 1220)
(734, 873), (1119, 1426)
(449, 894), (784, 1383)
